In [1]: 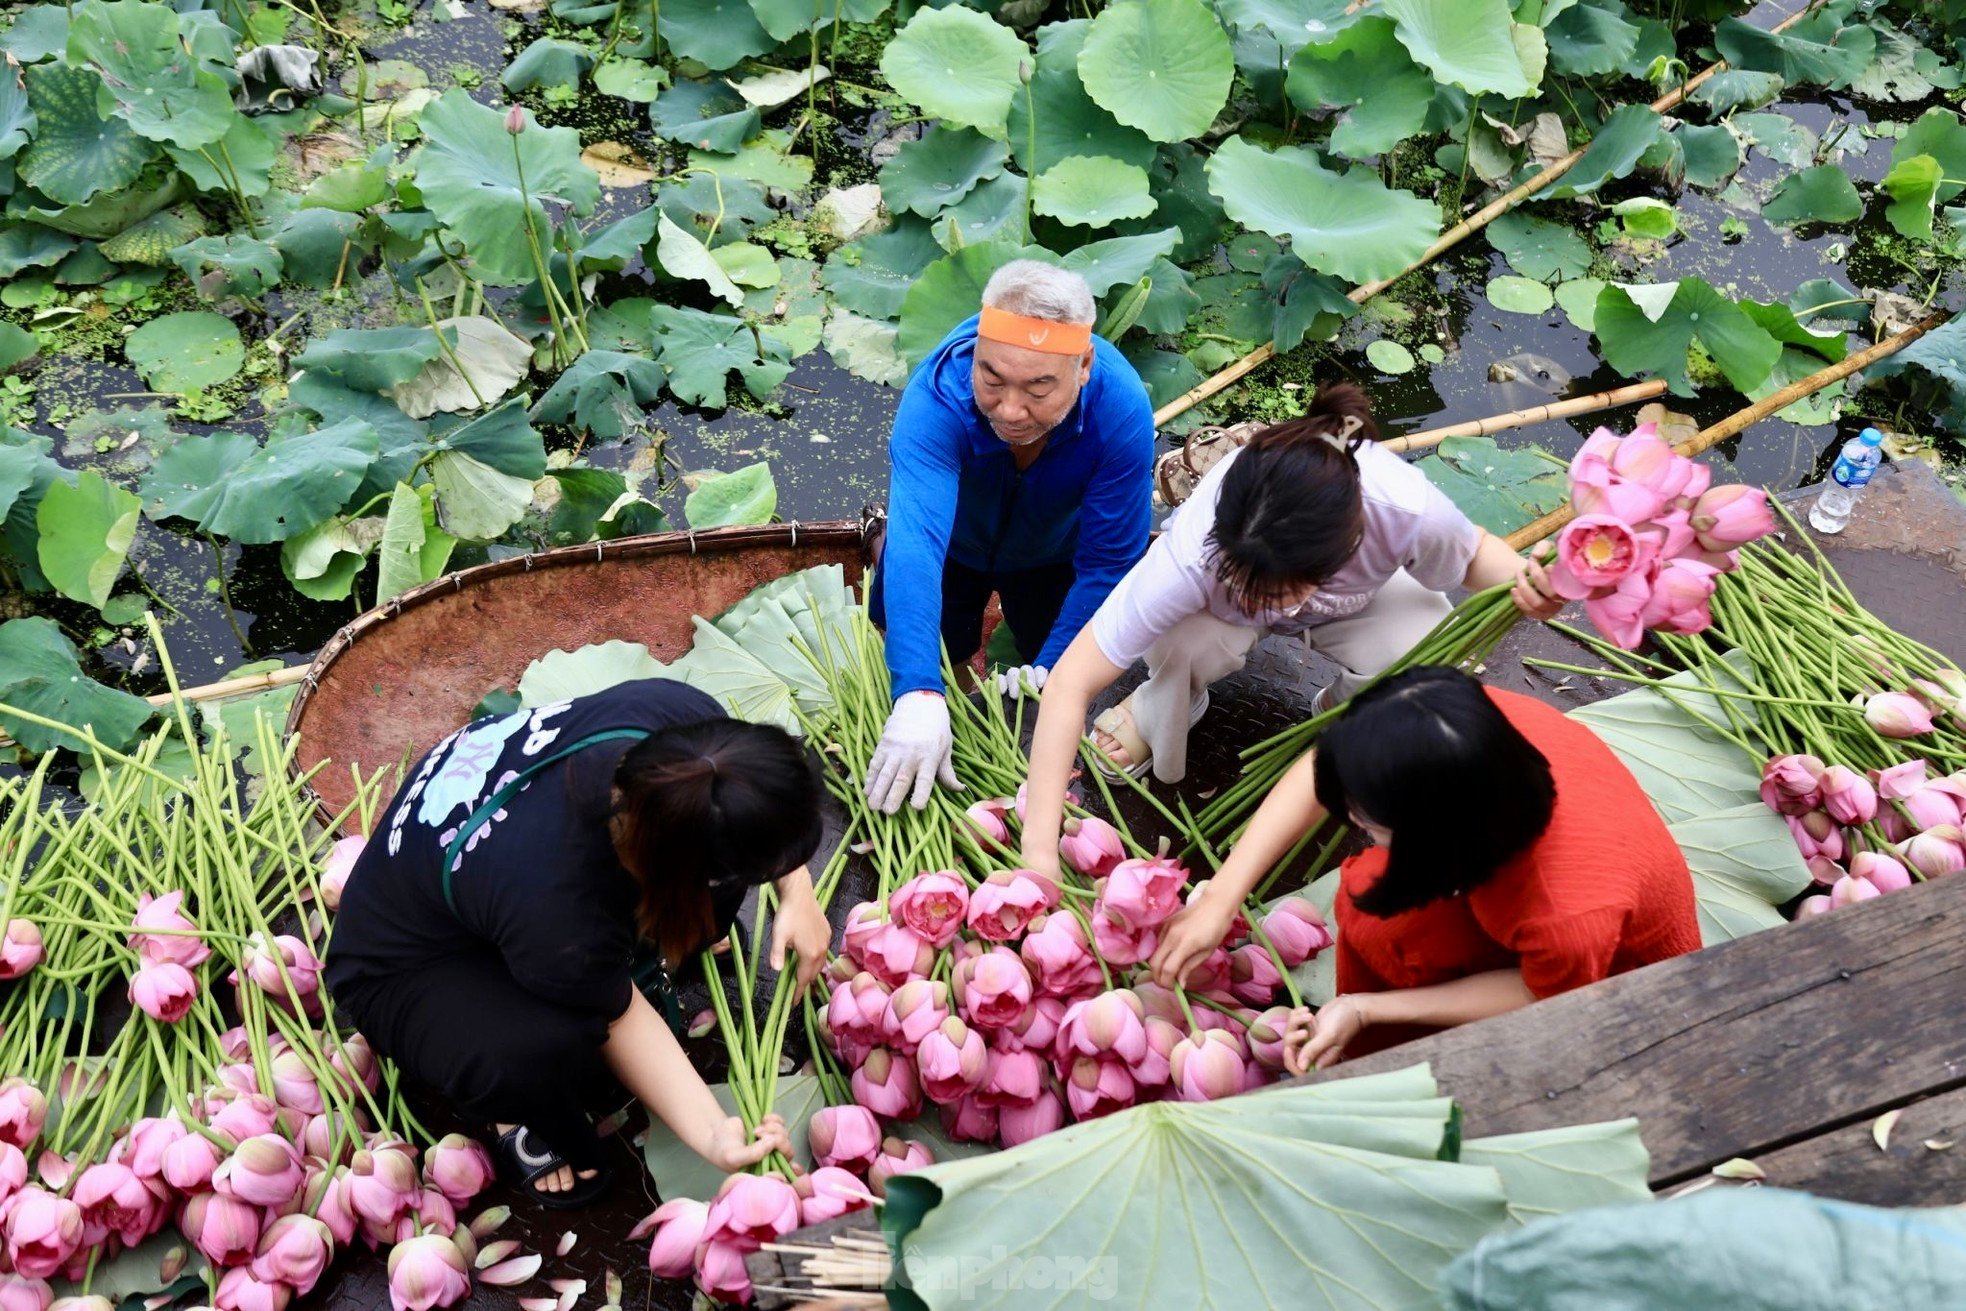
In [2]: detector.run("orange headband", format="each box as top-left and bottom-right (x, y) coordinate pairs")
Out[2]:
(977, 306), (1092, 356)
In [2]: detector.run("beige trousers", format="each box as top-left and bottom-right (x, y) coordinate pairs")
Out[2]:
(1131, 569), (1453, 784)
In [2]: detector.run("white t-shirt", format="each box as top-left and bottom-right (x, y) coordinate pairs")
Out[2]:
(1090, 442), (1482, 668)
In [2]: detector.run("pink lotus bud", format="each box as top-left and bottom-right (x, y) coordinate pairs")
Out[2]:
(320, 836), (365, 912)
(890, 872), (970, 948)
(953, 947), (1034, 1029)
(1609, 431), (1700, 499)
(1, 1189), (79, 1280)
(214, 1267), (292, 1311)
(840, 902), (886, 968)
(993, 994), (1065, 1054)
(1247, 1006), (1293, 1071)
(883, 979), (952, 1055)
(1689, 483), (1775, 552)
(1134, 1015), (1182, 1087)
(850, 1047), (921, 1120)
(213, 1136), (304, 1208)
(1550, 515), (1645, 598)
(0, 1082), (47, 1152)
(1170, 1029), (1248, 1103)
(963, 799), (1012, 848)
(1795, 894), (1834, 918)
(807, 1104), (882, 1174)
(129, 892), (213, 968)
(1760, 754), (1827, 815)
(1089, 908), (1157, 965)
(327, 1035), (381, 1098)
(1064, 1055), (1136, 1120)
(939, 1093), (998, 1144)
(420, 1135), (493, 1206)
(976, 1048), (1044, 1109)
(384, 1232), (469, 1311)
(866, 1137), (932, 1197)
(266, 1051), (323, 1116)
(343, 1144), (419, 1227)
(966, 870), (1060, 941)
(1098, 855), (1189, 931)
(1904, 825), (1966, 877)
(644, 1197), (709, 1278)
(795, 1166), (874, 1225)
(162, 1131), (228, 1194)
(310, 1167), (358, 1246)
(0, 922), (43, 981)
(858, 921), (935, 988)
(1571, 463), (1668, 525)
(1183, 947), (1233, 995)
(695, 1239), (753, 1304)
(503, 106), (526, 135)
(122, 1116), (185, 1181)
(301, 1112), (363, 1166)
(1019, 914), (1103, 998)
(180, 1191), (262, 1268)
(1830, 874), (1881, 908)
(241, 936), (324, 1017)
(1786, 810), (1844, 863)
(0, 1143), (26, 1208)
(1805, 855), (1842, 886)
(826, 972), (892, 1064)
(1639, 558), (1719, 635)
(381, 1187), (455, 1246)
(917, 1017), (990, 1105)
(49, 1296), (115, 1311)
(706, 1172), (800, 1244)
(1058, 815), (1126, 877)
(1057, 991), (1148, 1063)
(251, 1214), (333, 1295)
(997, 1088), (1065, 1147)
(1261, 899), (1332, 967)
(1865, 692), (1935, 739)
(71, 1162), (163, 1248)
(0, 1275), (51, 1311)
(1228, 943), (1284, 1006)
(1901, 785), (1964, 832)
(1849, 851), (1912, 894)
(1820, 766), (1878, 825)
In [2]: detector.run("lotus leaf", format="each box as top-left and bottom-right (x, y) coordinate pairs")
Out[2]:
(1032, 154), (1155, 227)
(36, 469), (139, 610)
(1486, 275), (1557, 314)
(123, 311), (242, 393)
(712, 242), (779, 290)
(0, 326), (38, 374)
(881, 128), (1009, 219)
(0, 617), (153, 753)
(424, 398), (547, 481)
(824, 310), (910, 386)
(684, 461), (777, 528)
(1206, 136), (1439, 285)
(881, 7), (1028, 141)
(142, 418), (377, 543)
(270, 209), (363, 288)
(1382, 0), (1538, 97)
(655, 212), (745, 307)
(1898, 108), (1966, 200)
(898, 241), (1050, 366)
(385, 317), (533, 419)
(642, 1074), (829, 1203)
(543, 468), (630, 546)
(1731, 112), (1817, 170)
(18, 63), (156, 206)
(1789, 278), (1865, 325)
(375, 482), (455, 604)
(592, 58), (669, 102)
(1366, 339), (1416, 374)
(1261, 253), (1354, 350)
(170, 234), (282, 299)
(0, 227), (78, 279)
(501, 37), (592, 92)
(931, 172), (1029, 250)
(1285, 17), (1436, 160)
(1714, 11), (1875, 90)
(1544, 0), (1640, 76)
(1553, 277), (1607, 332)
(1124, 346), (1202, 407)
(657, 171), (773, 247)
(97, 209), (204, 266)
(1674, 123), (1742, 189)
(0, 432), (65, 592)
(725, 64), (829, 107)
(1059, 229), (1179, 297)
(1460, 1120), (1652, 1226)
(1610, 196), (1677, 240)
(3, 7), (70, 63)
(1007, 19), (1156, 177)
(165, 113), (278, 198)
(659, 0), (774, 70)
(1078, 0), (1232, 144)
(1535, 103), (1660, 198)
(1592, 279), (1781, 396)
(1760, 164), (1863, 228)
(822, 219), (944, 320)
(66, 0), (233, 149)
(647, 79), (760, 154)
(1884, 154), (1947, 239)
(0, 73), (32, 161)
(520, 639), (668, 708)
(279, 513), (386, 600)
(1485, 211), (1592, 282)
(1851, 314), (1966, 429)
(1420, 436), (1567, 535)
(295, 327), (442, 393)
(415, 91), (599, 286)
(1687, 68), (1786, 115)
(532, 351), (667, 441)
(1213, 0), (1355, 43)
(1853, 27), (1961, 103)
(428, 453), (532, 541)
(650, 305), (792, 408)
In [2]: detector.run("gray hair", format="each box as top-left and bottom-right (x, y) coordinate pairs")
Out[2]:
(982, 260), (1096, 326)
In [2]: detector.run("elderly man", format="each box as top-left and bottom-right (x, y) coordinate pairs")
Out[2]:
(864, 260), (1155, 814)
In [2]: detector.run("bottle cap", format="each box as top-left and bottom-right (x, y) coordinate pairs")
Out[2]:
(1858, 427), (1883, 446)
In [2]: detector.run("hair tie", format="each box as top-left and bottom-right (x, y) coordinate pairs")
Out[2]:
(699, 754), (719, 778)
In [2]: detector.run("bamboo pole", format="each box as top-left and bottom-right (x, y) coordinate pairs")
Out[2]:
(0, 665), (307, 753)
(1149, 5), (1820, 430)
(1380, 379), (1670, 453)
(1502, 310), (1952, 552)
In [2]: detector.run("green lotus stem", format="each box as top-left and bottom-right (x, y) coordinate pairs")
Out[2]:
(509, 138), (585, 364)
(412, 277), (488, 408)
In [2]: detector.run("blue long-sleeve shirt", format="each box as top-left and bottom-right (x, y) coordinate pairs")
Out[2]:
(882, 315), (1155, 699)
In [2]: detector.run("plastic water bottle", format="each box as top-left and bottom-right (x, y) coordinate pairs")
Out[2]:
(1808, 427), (1884, 535)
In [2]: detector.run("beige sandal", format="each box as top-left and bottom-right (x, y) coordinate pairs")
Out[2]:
(1090, 691), (1210, 780)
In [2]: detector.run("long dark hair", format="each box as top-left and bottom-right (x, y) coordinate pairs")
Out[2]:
(1207, 382), (1373, 615)
(611, 718), (822, 961)
(1314, 667), (1557, 918)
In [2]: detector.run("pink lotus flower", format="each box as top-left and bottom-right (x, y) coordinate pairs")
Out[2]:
(1058, 815), (1126, 877)
(1786, 811), (1845, 864)
(998, 1089), (1066, 1148)
(858, 921), (936, 988)
(1170, 1030), (1248, 1103)
(850, 1047), (921, 1120)
(1689, 483), (1774, 552)
(1228, 943), (1284, 1006)
(1, 1189), (80, 1279)
(1551, 516), (1645, 597)
(1019, 913), (1104, 998)
(940, 1093), (999, 1144)
(122, 1116), (185, 1181)
(0, 922), (43, 981)
(1608, 428), (1702, 500)
(918, 1017), (990, 1105)
(1864, 692), (1936, 739)
(1901, 785), (1964, 832)
(1098, 855), (1188, 930)
(420, 1134), (492, 1206)
(977, 1048), (1045, 1109)
(1089, 909), (1157, 966)
(1806, 855), (1842, 886)
(328, 1035), (381, 1098)
(71, 1162), (162, 1248)
(214, 1136), (304, 1209)
(706, 1172), (800, 1245)
(883, 979), (952, 1055)
(309, 1168), (358, 1247)
(966, 870), (1059, 941)
(866, 1137), (933, 1197)
(695, 1240), (754, 1304)
(1760, 754), (1827, 816)
(1582, 558), (1659, 650)
(342, 1143), (419, 1227)
(827, 972), (892, 1061)
(1796, 894), (1834, 918)
(0, 1082), (47, 1152)
(321, 836), (366, 912)
(1247, 1006), (1293, 1071)
(267, 1050), (324, 1116)
(162, 1128), (229, 1193)
(214, 1267), (292, 1311)
(1849, 851), (1913, 894)
(890, 872), (970, 948)
(1135, 1015), (1182, 1088)
(807, 1105), (882, 1174)
(252, 1214), (334, 1294)
(1058, 991), (1148, 1063)
(1904, 825), (1966, 877)
(130, 959), (199, 1023)
(964, 798), (1013, 848)
(241, 935), (323, 1016)
(1261, 899), (1332, 967)
(992, 994), (1065, 1055)
(644, 1197), (710, 1278)
(841, 902), (886, 967)
(384, 1232), (469, 1311)
(1874, 759), (1930, 801)
(0, 1275), (51, 1311)
(180, 1191), (262, 1268)
(1639, 558), (1720, 635)
(1830, 874), (1881, 909)
(1064, 1056), (1135, 1121)
(129, 892), (212, 968)
(1821, 766), (1879, 825)
(1183, 948), (1233, 996)
(953, 947), (1034, 1030)
(795, 1166), (874, 1225)
(0, 1143), (26, 1208)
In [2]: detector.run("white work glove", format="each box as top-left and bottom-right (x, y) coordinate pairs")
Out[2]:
(865, 691), (962, 814)
(993, 664), (1049, 698)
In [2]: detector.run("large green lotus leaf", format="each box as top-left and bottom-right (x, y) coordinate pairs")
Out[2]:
(384, 317), (534, 420)
(684, 461), (777, 528)
(295, 327), (443, 394)
(642, 1074), (827, 1203)
(1418, 436), (1567, 537)
(164, 110), (278, 198)
(1543, 0), (1639, 77)
(647, 79), (760, 153)
(881, 8), (1029, 142)
(1739, 300), (1844, 364)
(19, 173), (182, 241)
(414, 90), (599, 286)
(0, 617), (153, 753)
(3, 7), (70, 63)
(1592, 279), (1782, 397)
(0, 71), (33, 161)
(142, 418), (377, 542)
(1262, 252), (1355, 350)
(670, 617), (799, 729)
(519, 639), (668, 706)
(882, 1075), (1509, 1311)
(657, 171), (774, 249)
(500, 37), (593, 92)
(1893, 107), (1966, 205)
(543, 468), (630, 546)
(896, 241), (1051, 366)
(375, 481), (455, 604)
(1079, 0), (1232, 144)
(1382, 0), (1536, 97)
(66, 0), (233, 149)
(1535, 103), (1659, 199)
(1882, 154), (1945, 239)
(1122, 142), (1228, 263)
(1485, 211), (1591, 282)
(1674, 123), (1742, 190)
(123, 311), (243, 393)
(35, 469), (139, 610)
(1714, 11), (1875, 90)
(686, 130), (814, 195)
(18, 63), (155, 206)
(1861, 314), (1966, 429)
(279, 513), (385, 601)
(658, 0), (774, 71)
(1008, 19), (1156, 177)
(655, 211), (745, 307)
(426, 398), (546, 479)
(930, 172), (1028, 251)
(98, 208), (205, 266)
(1031, 154), (1155, 227)
(1566, 652), (1765, 825)
(170, 234), (283, 299)
(0, 432), (64, 592)
(824, 310), (910, 386)
(1060, 228), (1179, 297)
(531, 351), (666, 441)
(651, 304), (792, 408)
(1459, 1120), (1652, 1228)
(0, 446), (37, 527)
(1204, 137), (1438, 285)
(268, 208), (361, 289)
(0, 227), (78, 279)
(822, 219), (944, 320)
(1854, 26), (1963, 103)
(1285, 17), (1435, 161)
(277, 383), (424, 506)
(1686, 67), (1785, 116)
(428, 450), (534, 541)
(712, 562), (853, 656)
(1669, 803), (1814, 945)
(881, 128), (1009, 220)
(747, 0), (831, 43)
(0, 325), (38, 374)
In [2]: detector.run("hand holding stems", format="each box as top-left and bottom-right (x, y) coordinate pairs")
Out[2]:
(1018, 630), (1129, 879)
(1465, 529), (1563, 622)
(605, 988), (785, 1173)
(702, 1112), (792, 1172)
(768, 865), (829, 1001)
(1282, 999), (1362, 1074)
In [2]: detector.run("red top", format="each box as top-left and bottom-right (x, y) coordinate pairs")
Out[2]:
(1333, 687), (1699, 1054)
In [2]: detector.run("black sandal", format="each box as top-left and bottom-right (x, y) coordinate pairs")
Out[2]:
(492, 1126), (614, 1211)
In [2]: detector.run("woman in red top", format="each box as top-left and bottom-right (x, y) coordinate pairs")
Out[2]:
(1151, 666), (1698, 1072)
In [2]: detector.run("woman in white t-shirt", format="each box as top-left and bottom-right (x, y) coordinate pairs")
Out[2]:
(1016, 384), (1563, 881)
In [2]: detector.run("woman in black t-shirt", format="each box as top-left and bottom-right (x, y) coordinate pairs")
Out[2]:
(325, 679), (831, 1208)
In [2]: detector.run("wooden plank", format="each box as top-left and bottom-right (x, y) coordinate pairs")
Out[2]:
(1310, 873), (1966, 1186)
(1730, 1086), (1966, 1206)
